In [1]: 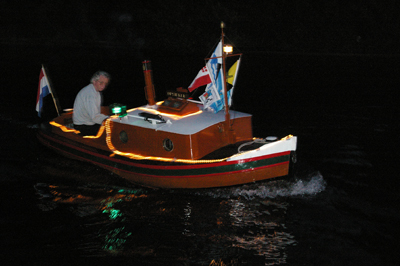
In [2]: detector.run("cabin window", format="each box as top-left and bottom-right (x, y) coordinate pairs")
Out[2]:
(163, 138), (174, 152)
(119, 130), (128, 143)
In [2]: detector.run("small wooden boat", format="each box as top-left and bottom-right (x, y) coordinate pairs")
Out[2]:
(37, 24), (297, 189)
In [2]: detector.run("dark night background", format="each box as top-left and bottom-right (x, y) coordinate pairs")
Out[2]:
(2, 1), (400, 54)
(1, 1), (399, 265)
(2, 0), (400, 119)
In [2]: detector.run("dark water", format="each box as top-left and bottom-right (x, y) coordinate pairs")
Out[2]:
(1, 45), (399, 265)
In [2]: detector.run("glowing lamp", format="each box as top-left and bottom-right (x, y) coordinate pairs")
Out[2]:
(110, 103), (127, 117)
(223, 45), (233, 54)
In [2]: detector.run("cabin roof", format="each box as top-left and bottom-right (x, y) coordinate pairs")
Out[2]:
(111, 105), (252, 135)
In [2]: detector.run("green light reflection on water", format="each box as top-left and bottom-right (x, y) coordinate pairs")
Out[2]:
(99, 190), (146, 253)
(103, 208), (122, 220)
(103, 226), (133, 251)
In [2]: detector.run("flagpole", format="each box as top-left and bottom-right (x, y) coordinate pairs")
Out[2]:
(42, 64), (61, 116)
(220, 22), (234, 144)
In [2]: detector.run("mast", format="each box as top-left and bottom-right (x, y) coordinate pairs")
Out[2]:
(220, 22), (234, 143)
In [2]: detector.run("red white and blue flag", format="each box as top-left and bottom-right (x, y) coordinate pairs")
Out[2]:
(36, 67), (51, 117)
(187, 66), (211, 92)
(188, 41), (222, 93)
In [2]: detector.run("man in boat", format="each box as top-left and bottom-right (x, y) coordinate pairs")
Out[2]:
(73, 71), (110, 136)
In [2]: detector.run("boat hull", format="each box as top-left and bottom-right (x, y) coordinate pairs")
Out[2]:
(37, 127), (294, 189)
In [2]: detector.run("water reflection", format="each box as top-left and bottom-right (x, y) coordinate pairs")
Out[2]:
(102, 226), (132, 252)
(192, 174), (325, 265)
(33, 177), (322, 265)
(34, 183), (147, 255)
(227, 199), (296, 265)
(182, 202), (194, 236)
(98, 193), (143, 253)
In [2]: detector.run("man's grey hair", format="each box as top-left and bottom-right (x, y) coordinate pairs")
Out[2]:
(90, 71), (111, 83)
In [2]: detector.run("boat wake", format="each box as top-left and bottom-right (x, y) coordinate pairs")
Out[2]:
(197, 171), (326, 199)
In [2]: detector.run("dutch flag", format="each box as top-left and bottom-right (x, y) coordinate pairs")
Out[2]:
(36, 67), (51, 117)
